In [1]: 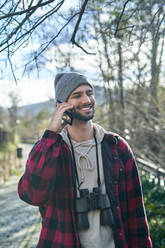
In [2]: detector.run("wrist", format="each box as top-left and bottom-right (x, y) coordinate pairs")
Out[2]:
(48, 127), (58, 133)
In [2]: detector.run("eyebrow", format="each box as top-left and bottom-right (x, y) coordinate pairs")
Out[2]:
(71, 91), (81, 96)
(71, 89), (93, 96)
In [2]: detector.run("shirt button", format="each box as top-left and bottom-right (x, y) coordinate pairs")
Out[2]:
(120, 168), (123, 172)
(119, 232), (122, 236)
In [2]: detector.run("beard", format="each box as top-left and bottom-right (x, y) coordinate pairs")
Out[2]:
(72, 104), (95, 122)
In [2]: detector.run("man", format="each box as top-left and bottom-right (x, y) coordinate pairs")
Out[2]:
(18, 72), (152, 248)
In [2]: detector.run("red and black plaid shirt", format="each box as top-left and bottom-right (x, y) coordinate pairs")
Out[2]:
(18, 129), (152, 248)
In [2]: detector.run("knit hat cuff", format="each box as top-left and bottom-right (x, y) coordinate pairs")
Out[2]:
(54, 72), (93, 102)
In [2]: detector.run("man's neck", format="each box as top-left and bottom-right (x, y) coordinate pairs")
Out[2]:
(67, 120), (94, 142)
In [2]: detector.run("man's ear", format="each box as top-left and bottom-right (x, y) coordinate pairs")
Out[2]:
(56, 100), (61, 107)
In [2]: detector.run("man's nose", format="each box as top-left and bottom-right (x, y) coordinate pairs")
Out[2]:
(81, 94), (91, 103)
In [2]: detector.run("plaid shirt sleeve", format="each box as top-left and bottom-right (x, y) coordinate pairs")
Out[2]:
(118, 137), (152, 247)
(18, 130), (80, 247)
(18, 129), (67, 206)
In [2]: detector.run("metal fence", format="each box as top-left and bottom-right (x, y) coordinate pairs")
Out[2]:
(137, 157), (165, 188)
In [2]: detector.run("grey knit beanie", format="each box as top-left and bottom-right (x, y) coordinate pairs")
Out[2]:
(54, 72), (93, 102)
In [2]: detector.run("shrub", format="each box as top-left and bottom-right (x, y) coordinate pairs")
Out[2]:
(141, 174), (165, 247)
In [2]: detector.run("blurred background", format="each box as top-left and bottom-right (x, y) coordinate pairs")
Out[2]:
(0, 0), (165, 247)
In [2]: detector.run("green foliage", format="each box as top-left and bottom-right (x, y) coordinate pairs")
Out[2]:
(149, 218), (165, 248)
(0, 141), (16, 153)
(141, 174), (165, 247)
(93, 106), (110, 130)
(10, 167), (23, 177)
(36, 109), (50, 121)
(158, 85), (165, 114)
(18, 109), (52, 142)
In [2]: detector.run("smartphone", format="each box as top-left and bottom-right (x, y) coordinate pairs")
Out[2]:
(62, 109), (74, 125)
(57, 101), (74, 125)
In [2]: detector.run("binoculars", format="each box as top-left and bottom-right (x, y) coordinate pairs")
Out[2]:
(76, 187), (115, 230)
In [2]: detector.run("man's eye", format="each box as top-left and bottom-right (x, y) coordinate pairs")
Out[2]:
(87, 92), (93, 96)
(73, 95), (81, 98)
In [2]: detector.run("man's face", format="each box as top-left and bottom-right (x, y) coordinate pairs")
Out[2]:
(67, 84), (95, 122)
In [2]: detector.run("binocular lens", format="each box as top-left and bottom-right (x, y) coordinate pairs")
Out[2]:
(76, 188), (114, 230)
(77, 214), (89, 230)
(100, 208), (115, 226)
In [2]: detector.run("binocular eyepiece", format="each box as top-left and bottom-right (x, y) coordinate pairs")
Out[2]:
(76, 187), (114, 230)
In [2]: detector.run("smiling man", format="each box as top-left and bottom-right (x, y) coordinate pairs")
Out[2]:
(18, 72), (152, 248)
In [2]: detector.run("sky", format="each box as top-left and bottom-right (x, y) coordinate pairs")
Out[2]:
(0, 77), (55, 107)
(1, 0), (164, 108)
(0, 0), (81, 108)
(0, 45), (98, 108)
(0, 35), (99, 108)
(0, 49), (98, 108)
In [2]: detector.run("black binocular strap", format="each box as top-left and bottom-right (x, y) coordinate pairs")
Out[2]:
(93, 132), (101, 188)
(68, 133), (81, 189)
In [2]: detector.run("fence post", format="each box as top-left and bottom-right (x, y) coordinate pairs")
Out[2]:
(157, 170), (161, 186)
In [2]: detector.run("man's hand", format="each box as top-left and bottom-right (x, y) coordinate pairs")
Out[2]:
(48, 102), (73, 133)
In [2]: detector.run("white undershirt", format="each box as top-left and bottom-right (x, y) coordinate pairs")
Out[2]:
(61, 124), (115, 248)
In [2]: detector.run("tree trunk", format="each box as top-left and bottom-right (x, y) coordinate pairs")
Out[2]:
(150, 29), (160, 117)
(117, 41), (125, 135)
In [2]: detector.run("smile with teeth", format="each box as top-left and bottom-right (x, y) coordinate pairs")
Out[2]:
(77, 104), (93, 111)
(81, 107), (91, 110)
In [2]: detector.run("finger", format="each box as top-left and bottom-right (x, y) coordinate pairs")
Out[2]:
(57, 103), (73, 112)
(55, 104), (73, 118)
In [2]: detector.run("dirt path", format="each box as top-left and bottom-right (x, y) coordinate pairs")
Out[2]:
(0, 144), (41, 248)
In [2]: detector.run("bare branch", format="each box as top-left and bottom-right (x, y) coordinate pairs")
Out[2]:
(150, 1), (165, 25)
(0, 0), (61, 20)
(70, 0), (95, 54)
(71, 0), (88, 43)
(72, 40), (95, 55)
(0, 0), (43, 49)
(114, 0), (132, 37)
(7, 41), (17, 84)
(0, 1), (64, 52)
(154, 12), (165, 40)
(22, 12), (79, 73)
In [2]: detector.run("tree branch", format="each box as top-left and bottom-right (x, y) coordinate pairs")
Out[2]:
(7, 41), (18, 84)
(70, 0), (88, 43)
(0, 0), (64, 52)
(72, 40), (95, 55)
(22, 12), (79, 74)
(70, 0), (95, 55)
(0, 0), (62, 20)
(114, 0), (132, 37)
